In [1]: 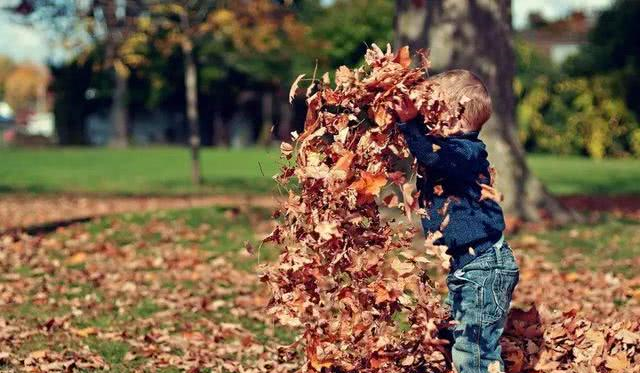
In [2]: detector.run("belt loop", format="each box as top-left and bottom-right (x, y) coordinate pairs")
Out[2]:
(494, 235), (504, 267)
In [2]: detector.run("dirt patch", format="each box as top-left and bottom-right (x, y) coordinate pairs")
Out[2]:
(559, 195), (640, 219)
(0, 194), (278, 231)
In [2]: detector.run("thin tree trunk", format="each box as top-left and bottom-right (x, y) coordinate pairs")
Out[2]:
(258, 91), (274, 146)
(277, 91), (293, 141)
(110, 60), (129, 148)
(394, 0), (574, 223)
(181, 33), (202, 185)
(213, 95), (229, 146)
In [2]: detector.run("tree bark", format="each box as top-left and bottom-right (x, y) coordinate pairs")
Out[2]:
(394, 0), (574, 223)
(213, 95), (229, 146)
(277, 90), (293, 141)
(258, 90), (274, 146)
(110, 60), (129, 148)
(181, 33), (203, 185)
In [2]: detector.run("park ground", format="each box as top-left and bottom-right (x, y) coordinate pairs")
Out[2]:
(0, 147), (639, 371)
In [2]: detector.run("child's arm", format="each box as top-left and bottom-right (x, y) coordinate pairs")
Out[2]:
(398, 118), (441, 166)
(398, 119), (484, 179)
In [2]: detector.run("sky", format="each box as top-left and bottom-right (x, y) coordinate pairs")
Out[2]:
(0, 0), (616, 65)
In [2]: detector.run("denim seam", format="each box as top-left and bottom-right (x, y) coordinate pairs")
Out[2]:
(475, 279), (486, 372)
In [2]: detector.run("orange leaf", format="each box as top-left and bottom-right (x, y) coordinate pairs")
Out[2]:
(433, 184), (443, 196)
(393, 46), (411, 68)
(351, 171), (387, 197)
(333, 151), (355, 173)
(372, 105), (393, 127)
(66, 252), (87, 265)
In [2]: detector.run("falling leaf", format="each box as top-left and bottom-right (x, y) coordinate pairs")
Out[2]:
(315, 221), (340, 241)
(244, 240), (255, 255)
(605, 353), (630, 371)
(280, 141), (294, 157)
(433, 184), (443, 196)
(350, 171), (387, 197)
(393, 46), (411, 68)
(335, 66), (354, 88)
(289, 74), (305, 103)
(488, 361), (503, 373)
(331, 151), (355, 179)
(391, 258), (414, 276)
(479, 183), (503, 203)
(439, 214), (450, 230)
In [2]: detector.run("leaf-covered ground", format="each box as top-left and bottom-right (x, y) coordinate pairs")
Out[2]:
(0, 206), (639, 372)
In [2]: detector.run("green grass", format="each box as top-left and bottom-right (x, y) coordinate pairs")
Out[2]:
(527, 154), (640, 195)
(0, 147), (282, 196)
(1, 147), (639, 196)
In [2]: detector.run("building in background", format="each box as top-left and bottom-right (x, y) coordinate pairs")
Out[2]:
(519, 11), (594, 64)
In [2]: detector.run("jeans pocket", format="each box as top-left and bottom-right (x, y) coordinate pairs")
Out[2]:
(482, 268), (519, 325)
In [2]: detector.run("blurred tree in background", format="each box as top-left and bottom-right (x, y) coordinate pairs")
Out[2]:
(11, 0), (145, 147)
(4, 0), (638, 164)
(515, 0), (640, 159)
(120, 0), (316, 183)
(307, 0), (393, 69)
(3, 64), (48, 114)
(563, 0), (640, 118)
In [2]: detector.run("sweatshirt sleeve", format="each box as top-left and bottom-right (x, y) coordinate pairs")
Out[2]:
(397, 118), (441, 167)
(398, 119), (484, 179)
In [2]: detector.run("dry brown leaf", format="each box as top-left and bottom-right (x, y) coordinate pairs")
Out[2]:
(289, 74), (305, 103)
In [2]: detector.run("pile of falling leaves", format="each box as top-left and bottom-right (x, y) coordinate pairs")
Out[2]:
(260, 44), (640, 373)
(260, 44), (467, 373)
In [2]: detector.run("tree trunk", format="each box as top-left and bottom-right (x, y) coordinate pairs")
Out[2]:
(277, 91), (293, 141)
(213, 95), (229, 146)
(180, 15), (202, 185)
(394, 0), (574, 223)
(257, 90), (274, 146)
(110, 60), (129, 148)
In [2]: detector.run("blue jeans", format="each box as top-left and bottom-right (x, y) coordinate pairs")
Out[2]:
(445, 238), (519, 373)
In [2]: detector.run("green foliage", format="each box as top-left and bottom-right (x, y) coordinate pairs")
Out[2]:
(515, 41), (639, 158)
(562, 0), (640, 122)
(308, 0), (394, 69)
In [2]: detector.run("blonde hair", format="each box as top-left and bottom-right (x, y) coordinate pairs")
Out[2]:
(428, 69), (492, 131)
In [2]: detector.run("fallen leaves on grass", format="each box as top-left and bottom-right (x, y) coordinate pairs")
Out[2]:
(0, 206), (639, 372)
(0, 209), (294, 372)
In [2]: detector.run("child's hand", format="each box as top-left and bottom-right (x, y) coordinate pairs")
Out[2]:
(393, 95), (418, 123)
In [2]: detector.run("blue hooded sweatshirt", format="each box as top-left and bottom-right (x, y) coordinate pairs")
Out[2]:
(398, 117), (505, 269)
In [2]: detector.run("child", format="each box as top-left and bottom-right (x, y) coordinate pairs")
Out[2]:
(395, 69), (519, 373)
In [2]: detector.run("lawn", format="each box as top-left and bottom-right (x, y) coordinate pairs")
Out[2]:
(526, 154), (640, 195)
(0, 147), (282, 196)
(1, 147), (639, 196)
